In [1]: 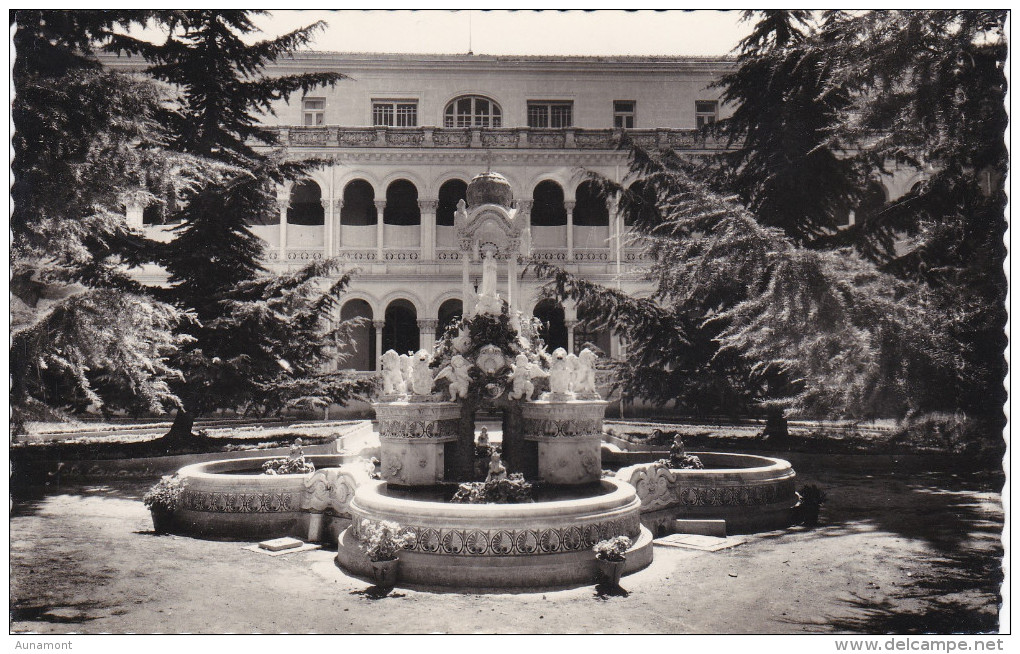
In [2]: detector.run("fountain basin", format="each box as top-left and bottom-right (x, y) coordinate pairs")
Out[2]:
(174, 455), (368, 541)
(616, 453), (799, 535)
(336, 478), (653, 587)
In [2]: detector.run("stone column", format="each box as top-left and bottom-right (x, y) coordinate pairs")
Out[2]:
(508, 238), (521, 313)
(563, 297), (578, 354)
(374, 199), (386, 260)
(460, 238), (474, 318)
(418, 319), (438, 352)
(609, 196), (621, 277)
(278, 188), (291, 261)
(373, 319), (385, 369)
(321, 198), (334, 258)
(333, 198), (344, 253)
(418, 199), (438, 261)
(564, 200), (576, 262)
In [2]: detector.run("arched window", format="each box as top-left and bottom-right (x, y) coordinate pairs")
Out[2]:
(340, 180), (377, 226)
(383, 299), (419, 355)
(531, 181), (566, 227)
(625, 181), (659, 227)
(287, 180), (324, 226)
(437, 179), (468, 227)
(533, 299), (567, 351)
(573, 181), (609, 226)
(339, 299), (374, 371)
(444, 95), (502, 128)
(436, 299), (463, 340)
(384, 180), (420, 226)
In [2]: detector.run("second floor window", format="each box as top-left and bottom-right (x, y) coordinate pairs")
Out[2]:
(373, 100), (418, 127)
(614, 101), (635, 129)
(303, 98), (325, 126)
(444, 95), (502, 128)
(528, 101), (573, 128)
(695, 100), (718, 128)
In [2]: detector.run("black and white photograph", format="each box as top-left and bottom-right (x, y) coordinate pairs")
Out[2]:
(8, 8), (1009, 643)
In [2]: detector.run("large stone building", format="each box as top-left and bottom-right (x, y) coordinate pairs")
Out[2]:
(120, 52), (920, 374)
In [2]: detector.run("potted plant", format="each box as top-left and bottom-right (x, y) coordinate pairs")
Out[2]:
(592, 535), (632, 586)
(142, 475), (185, 534)
(359, 520), (416, 587)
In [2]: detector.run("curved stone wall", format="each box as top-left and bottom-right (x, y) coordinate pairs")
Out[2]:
(174, 455), (369, 540)
(615, 453), (799, 535)
(336, 478), (653, 587)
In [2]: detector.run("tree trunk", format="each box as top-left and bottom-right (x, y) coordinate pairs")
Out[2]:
(164, 408), (198, 440)
(762, 409), (789, 442)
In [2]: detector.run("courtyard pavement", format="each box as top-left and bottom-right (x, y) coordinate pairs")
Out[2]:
(9, 451), (1003, 634)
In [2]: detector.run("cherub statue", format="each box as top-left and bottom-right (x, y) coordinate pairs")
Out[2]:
(573, 348), (598, 395)
(486, 450), (507, 482)
(508, 353), (549, 401)
(409, 349), (435, 395)
(399, 353), (413, 395)
(288, 437), (305, 461)
(565, 352), (580, 393)
(548, 347), (572, 395)
(380, 350), (404, 395)
(477, 426), (490, 448)
(435, 354), (471, 401)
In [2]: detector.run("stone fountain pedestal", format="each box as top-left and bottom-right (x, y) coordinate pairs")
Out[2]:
(374, 398), (461, 486)
(521, 397), (608, 485)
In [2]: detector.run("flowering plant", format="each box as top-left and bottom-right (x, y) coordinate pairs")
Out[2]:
(142, 475), (186, 513)
(451, 473), (533, 504)
(261, 456), (315, 475)
(592, 536), (632, 562)
(359, 520), (417, 562)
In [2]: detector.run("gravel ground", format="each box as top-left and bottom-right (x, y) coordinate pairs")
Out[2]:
(10, 452), (1003, 634)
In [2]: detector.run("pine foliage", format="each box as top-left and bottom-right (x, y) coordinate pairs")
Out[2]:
(540, 148), (956, 419)
(106, 11), (363, 423)
(11, 10), (225, 426)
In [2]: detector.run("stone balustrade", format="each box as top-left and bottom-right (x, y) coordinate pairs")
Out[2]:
(278, 126), (732, 151)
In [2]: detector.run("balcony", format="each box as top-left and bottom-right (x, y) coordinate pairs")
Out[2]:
(277, 126), (731, 151)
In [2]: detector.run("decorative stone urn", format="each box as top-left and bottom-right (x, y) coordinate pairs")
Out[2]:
(374, 400), (461, 486)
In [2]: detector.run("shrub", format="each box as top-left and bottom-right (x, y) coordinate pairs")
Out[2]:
(450, 473), (534, 504)
(794, 484), (827, 527)
(261, 456), (315, 475)
(359, 520), (416, 562)
(142, 475), (186, 513)
(593, 536), (633, 562)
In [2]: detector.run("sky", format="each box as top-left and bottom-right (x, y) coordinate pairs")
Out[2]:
(128, 10), (754, 57)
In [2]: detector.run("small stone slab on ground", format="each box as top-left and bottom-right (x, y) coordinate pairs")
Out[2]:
(244, 541), (322, 557)
(654, 533), (746, 552)
(259, 537), (304, 552)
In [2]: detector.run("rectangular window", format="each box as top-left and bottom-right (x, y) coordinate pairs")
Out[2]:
(372, 100), (418, 127)
(303, 98), (325, 126)
(614, 101), (635, 129)
(695, 100), (718, 129)
(527, 101), (573, 128)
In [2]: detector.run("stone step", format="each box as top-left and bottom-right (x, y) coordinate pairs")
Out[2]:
(673, 519), (727, 538)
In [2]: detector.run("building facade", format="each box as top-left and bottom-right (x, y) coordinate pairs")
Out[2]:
(120, 52), (920, 373)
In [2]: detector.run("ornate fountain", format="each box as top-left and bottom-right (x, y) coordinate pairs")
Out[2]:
(165, 169), (801, 589)
(334, 171), (652, 587)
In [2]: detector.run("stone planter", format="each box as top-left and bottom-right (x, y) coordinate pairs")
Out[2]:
(374, 400), (460, 486)
(521, 399), (608, 484)
(596, 557), (626, 586)
(150, 508), (174, 534)
(370, 558), (400, 587)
